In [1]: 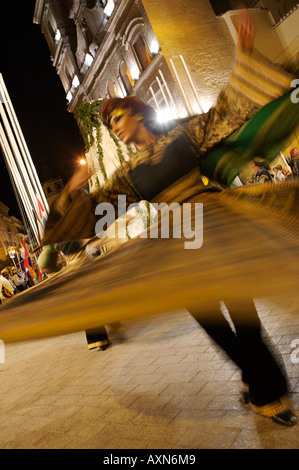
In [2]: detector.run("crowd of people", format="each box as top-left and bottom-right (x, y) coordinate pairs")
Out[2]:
(0, 265), (30, 304)
(247, 147), (298, 185)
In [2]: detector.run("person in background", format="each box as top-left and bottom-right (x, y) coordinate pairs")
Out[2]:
(11, 267), (27, 293)
(0, 271), (14, 303)
(250, 160), (273, 184)
(1, 269), (17, 294)
(287, 147), (299, 178)
(272, 165), (286, 182)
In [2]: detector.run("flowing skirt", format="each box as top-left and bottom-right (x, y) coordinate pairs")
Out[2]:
(1, 179), (299, 343)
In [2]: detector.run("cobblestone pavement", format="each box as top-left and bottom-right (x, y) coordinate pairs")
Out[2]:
(0, 298), (299, 450)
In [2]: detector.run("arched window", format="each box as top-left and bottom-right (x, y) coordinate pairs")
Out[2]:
(119, 61), (134, 95)
(133, 35), (151, 71)
(107, 80), (118, 98)
(47, 19), (55, 39)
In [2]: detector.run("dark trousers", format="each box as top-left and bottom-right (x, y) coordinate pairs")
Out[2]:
(86, 326), (109, 349)
(189, 298), (287, 407)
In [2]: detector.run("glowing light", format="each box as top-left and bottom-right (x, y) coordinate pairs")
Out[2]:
(178, 109), (188, 119)
(84, 53), (94, 67)
(104, 0), (115, 17)
(79, 158), (86, 166)
(199, 97), (213, 113)
(150, 39), (160, 55)
(156, 108), (176, 123)
(55, 29), (61, 43)
(130, 65), (140, 81)
(72, 75), (80, 89)
(66, 91), (73, 103)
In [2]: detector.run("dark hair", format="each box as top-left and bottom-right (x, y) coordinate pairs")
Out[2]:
(101, 96), (160, 134)
(251, 160), (264, 168)
(252, 159), (271, 170)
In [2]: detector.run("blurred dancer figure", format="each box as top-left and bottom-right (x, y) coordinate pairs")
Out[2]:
(41, 12), (299, 426)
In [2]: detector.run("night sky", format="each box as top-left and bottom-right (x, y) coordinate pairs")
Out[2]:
(0, 1), (85, 219)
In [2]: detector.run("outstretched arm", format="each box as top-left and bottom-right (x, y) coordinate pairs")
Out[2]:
(236, 9), (256, 54)
(41, 162), (141, 246)
(190, 10), (295, 153)
(67, 165), (93, 200)
(227, 9), (294, 108)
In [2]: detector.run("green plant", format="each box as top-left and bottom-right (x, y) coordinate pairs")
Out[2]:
(77, 99), (133, 182)
(77, 100), (103, 152)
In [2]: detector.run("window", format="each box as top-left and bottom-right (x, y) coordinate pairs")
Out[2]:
(47, 20), (55, 39)
(84, 53), (94, 67)
(133, 36), (151, 71)
(104, 0), (115, 17)
(119, 61), (134, 95)
(72, 75), (80, 89)
(107, 80), (118, 98)
(55, 29), (61, 43)
(66, 91), (73, 103)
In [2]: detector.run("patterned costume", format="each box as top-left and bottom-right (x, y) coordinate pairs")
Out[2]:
(41, 50), (297, 245)
(1, 50), (299, 422)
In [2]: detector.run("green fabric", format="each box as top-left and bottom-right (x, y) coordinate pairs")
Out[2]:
(201, 94), (299, 186)
(37, 245), (63, 273)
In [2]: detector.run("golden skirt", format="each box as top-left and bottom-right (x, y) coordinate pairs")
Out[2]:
(1, 180), (299, 343)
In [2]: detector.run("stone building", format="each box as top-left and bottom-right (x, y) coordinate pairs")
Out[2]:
(33, 0), (187, 188)
(33, 0), (299, 184)
(42, 176), (64, 206)
(0, 202), (26, 262)
(33, 0), (185, 117)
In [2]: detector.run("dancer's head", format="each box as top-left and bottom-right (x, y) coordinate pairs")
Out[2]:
(102, 97), (158, 139)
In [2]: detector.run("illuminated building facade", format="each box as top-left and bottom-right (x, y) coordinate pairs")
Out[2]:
(0, 202), (26, 262)
(33, 0), (299, 185)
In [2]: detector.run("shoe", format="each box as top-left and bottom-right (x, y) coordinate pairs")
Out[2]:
(88, 339), (111, 351)
(98, 341), (111, 351)
(272, 410), (298, 427)
(250, 396), (298, 427)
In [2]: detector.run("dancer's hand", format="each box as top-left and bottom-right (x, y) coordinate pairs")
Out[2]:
(68, 165), (94, 199)
(236, 9), (256, 54)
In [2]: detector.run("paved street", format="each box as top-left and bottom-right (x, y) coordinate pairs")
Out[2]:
(0, 298), (299, 450)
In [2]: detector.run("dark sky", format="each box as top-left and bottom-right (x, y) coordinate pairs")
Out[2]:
(0, 1), (85, 218)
